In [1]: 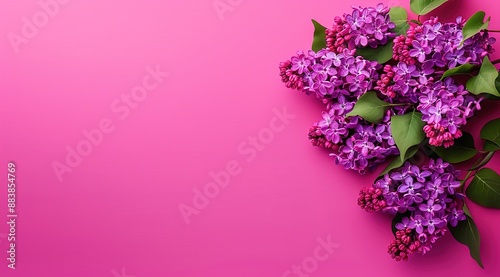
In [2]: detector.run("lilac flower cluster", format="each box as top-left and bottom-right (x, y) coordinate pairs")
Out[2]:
(279, 4), (496, 174)
(388, 17), (494, 146)
(379, 61), (483, 147)
(279, 48), (404, 173)
(321, 108), (400, 173)
(303, 49), (380, 99)
(326, 4), (396, 53)
(358, 158), (466, 260)
(393, 17), (496, 67)
(419, 79), (483, 147)
(278, 3), (499, 264)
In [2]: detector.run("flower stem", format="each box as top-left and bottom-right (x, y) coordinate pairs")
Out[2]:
(460, 151), (495, 188)
(487, 30), (500, 33)
(469, 151), (494, 171)
(390, 103), (414, 107)
(491, 58), (500, 65)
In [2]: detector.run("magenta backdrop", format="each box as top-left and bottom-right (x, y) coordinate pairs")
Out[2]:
(1, 0), (500, 276)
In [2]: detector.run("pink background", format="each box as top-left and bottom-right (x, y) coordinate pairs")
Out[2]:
(1, 0), (500, 276)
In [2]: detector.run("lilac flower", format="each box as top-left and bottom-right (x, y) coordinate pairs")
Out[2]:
(448, 208), (466, 227)
(318, 110), (334, 131)
(410, 165), (432, 183)
(395, 217), (412, 230)
(403, 191), (423, 205)
(426, 178), (445, 198)
(417, 78), (478, 147)
(409, 41), (431, 63)
(343, 4), (396, 49)
(419, 199), (442, 214)
(430, 52), (447, 67)
(427, 159), (449, 173)
(322, 52), (342, 67)
(445, 49), (468, 68)
(411, 61), (435, 84)
(354, 137), (375, 156)
(398, 177), (423, 194)
(373, 174), (392, 193)
(325, 122), (348, 144)
(374, 124), (391, 142)
(447, 180), (461, 195)
(422, 215), (445, 234)
(408, 215), (425, 234)
(393, 62), (417, 81)
(291, 53), (311, 74)
(415, 22), (441, 46)
(360, 158), (466, 259)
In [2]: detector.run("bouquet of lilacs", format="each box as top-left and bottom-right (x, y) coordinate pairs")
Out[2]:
(279, 0), (500, 267)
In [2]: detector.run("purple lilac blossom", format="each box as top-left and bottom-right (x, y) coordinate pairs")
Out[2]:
(280, 5), (495, 172)
(326, 4), (395, 53)
(360, 158), (466, 260)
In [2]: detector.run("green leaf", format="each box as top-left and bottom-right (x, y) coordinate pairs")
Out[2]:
(346, 91), (392, 123)
(462, 11), (490, 44)
(433, 132), (478, 163)
(441, 63), (476, 80)
(449, 211), (484, 268)
(356, 41), (394, 64)
(380, 146), (419, 176)
(495, 75), (500, 95)
(389, 7), (410, 35)
(484, 141), (499, 152)
(480, 118), (500, 151)
(481, 75), (500, 100)
(467, 168), (500, 208)
(391, 111), (426, 162)
(466, 56), (500, 97)
(311, 19), (327, 52)
(410, 0), (448, 15)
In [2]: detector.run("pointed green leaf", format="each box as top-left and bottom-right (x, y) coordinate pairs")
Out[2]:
(480, 75), (500, 100)
(391, 111), (426, 162)
(467, 168), (500, 208)
(466, 56), (500, 96)
(380, 146), (419, 176)
(311, 19), (327, 52)
(389, 7), (410, 35)
(480, 118), (500, 151)
(410, 0), (448, 15)
(346, 91), (392, 123)
(449, 212), (484, 268)
(462, 11), (490, 44)
(356, 41), (394, 64)
(441, 63), (476, 80)
(433, 132), (478, 163)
